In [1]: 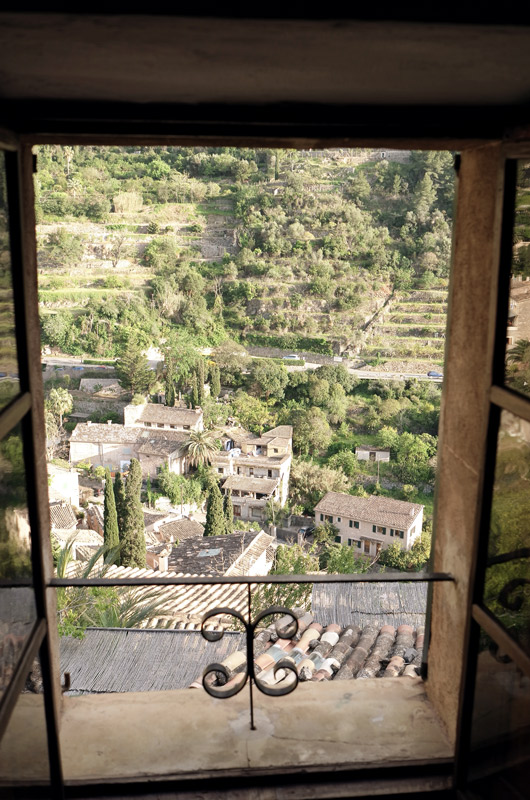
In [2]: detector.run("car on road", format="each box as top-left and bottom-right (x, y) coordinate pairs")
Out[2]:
(299, 526), (315, 537)
(72, 366), (84, 371)
(283, 354), (300, 360)
(427, 371), (443, 378)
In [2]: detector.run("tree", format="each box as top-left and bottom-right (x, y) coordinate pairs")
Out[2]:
(210, 363), (221, 399)
(379, 533), (431, 572)
(252, 544), (319, 614)
(197, 359), (206, 406)
(116, 339), (153, 395)
(113, 470), (126, 541)
(248, 358), (288, 401)
(190, 374), (199, 408)
(231, 390), (275, 435)
(223, 491), (234, 535)
(156, 466), (203, 509)
(184, 428), (220, 468)
(324, 543), (372, 574)
(45, 387), (73, 428)
(291, 406), (332, 456)
(289, 459), (350, 513)
(212, 340), (249, 385)
(120, 459), (146, 568)
(43, 229), (84, 268)
(106, 233), (131, 268)
(203, 482), (226, 537)
(103, 469), (119, 555)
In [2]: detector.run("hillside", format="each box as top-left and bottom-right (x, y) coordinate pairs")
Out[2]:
(35, 146), (454, 371)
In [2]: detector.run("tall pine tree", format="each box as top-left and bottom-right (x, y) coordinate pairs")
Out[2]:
(210, 364), (221, 399)
(103, 468), (119, 557)
(203, 482), (226, 537)
(120, 459), (146, 568)
(223, 491), (234, 535)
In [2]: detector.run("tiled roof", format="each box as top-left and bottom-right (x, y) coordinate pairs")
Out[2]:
(221, 475), (278, 494)
(62, 562), (250, 625)
(136, 404), (203, 426)
(143, 511), (170, 530)
(314, 492), (423, 529)
(263, 425), (293, 440)
(78, 379), (124, 394)
(190, 612), (425, 691)
(167, 531), (272, 576)
(157, 518), (205, 543)
(49, 502), (77, 530)
(225, 531), (276, 577)
(71, 423), (188, 449)
(312, 581), (428, 629)
(57, 613), (424, 694)
(137, 436), (187, 456)
(213, 451), (289, 467)
(70, 423), (142, 444)
(356, 445), (390, 453)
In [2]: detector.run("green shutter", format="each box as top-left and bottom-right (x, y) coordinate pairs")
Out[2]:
(372, 524), (376, 533)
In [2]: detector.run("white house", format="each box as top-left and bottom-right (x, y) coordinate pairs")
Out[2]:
(314, 492), (424, 558)
(212, 425), (293, 523)
(355, 445), (391, 463)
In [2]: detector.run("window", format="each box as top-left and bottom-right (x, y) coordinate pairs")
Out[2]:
(334, 535), (341, 543)
(337, 516), (341, 523)
(354, 520), (359, 529)
(347, 538), (353, 546)
(0, 106), (525, 800)
(320, 513), (323, 521)
(144, 422), (152, 428)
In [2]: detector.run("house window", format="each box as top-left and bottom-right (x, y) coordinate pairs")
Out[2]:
(337, 516), (341, 523)
(145, 422), (152, 428)
(334, 535), (341, 543)
(354, 521), (359, 529)
(268, 470), (272, 478)
(356, 540), (362, 548)
(233, 505), (241, 517)
(251, 507), (261, 518)
(347, 538), (353, 546)
(320, 513), (323, 521)
(157, 423), (164, 428)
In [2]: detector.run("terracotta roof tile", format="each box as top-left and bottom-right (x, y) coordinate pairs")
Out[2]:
(136, 404), (203, 426)
(221, 475), (279, 494)
(49, 502), (77, 530)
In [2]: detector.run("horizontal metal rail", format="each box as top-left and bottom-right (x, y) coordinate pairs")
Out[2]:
(50, 572), (454, 587)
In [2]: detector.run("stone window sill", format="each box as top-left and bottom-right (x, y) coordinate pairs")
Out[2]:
(0, 677), (452, 790)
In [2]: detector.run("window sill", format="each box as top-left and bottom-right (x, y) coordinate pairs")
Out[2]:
(0, 677), (452, 789)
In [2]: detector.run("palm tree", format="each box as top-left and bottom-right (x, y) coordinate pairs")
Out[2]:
(506, 338), (530, 366)
(183, 428), (220, 468)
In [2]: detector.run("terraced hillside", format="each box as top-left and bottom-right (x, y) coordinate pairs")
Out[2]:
(361, 288), (448, 372)
(35, 146), (454, 370)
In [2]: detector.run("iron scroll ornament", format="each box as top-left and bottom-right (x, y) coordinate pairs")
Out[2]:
(201, 605), (300, 730)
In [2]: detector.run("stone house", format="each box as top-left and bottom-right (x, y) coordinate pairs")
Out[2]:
(314, 492), (424, 557)
(69, 420), (189, 477)
(123, 402), (204, 432)
(355, 445), (391, 463)
(212, 425), (292, 523)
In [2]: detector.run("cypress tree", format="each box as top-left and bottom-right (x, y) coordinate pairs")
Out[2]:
(146, 474), (152, 508)
(197, 359), (205, 406)
(165, 377), (175, 407)
(103, 468), (119, 558)
(211, 364), (221, 399)
(203, 482), (226, 537)
(191, 374), (198, 409)
(113, 470), (126, 543)
(223, 491), (234, 535)
(120, 459), (146, 568)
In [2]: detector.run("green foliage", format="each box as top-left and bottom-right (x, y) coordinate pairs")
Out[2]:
(291, 406), (333, 456)
(324, 543), (372, 574)
(183, 428), (220, 468)
(231, 390), (276, 435)
(120, 459), (146, 568)
(42, 229), (84, 268)
(252, 544), (319, 614)
(289, 459), (350, 513)
(379, 533), (431, 572)
(45, 386), (73, 427)
(156, 465), (203, 508)
(210, 363), (221, 399)
(203, 482), (226, 537)
(223, 492), (234, 535)
(113, 471), (126, 540)
(116, 339), (153, 395)
(103, 469), (120, 554)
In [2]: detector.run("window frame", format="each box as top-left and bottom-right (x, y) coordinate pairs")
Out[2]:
(0, 131), (522, 798)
